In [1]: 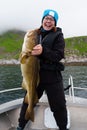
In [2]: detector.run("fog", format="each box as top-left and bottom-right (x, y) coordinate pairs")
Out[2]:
(0, 0), (87, 38)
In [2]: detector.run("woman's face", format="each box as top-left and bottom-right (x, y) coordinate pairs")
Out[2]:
(42, 15), (55, 31)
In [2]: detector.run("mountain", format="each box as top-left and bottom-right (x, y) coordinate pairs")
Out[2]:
(65, 36), (87, 57)
(0, 29), (87, 62)
(0, 29), (25, 59)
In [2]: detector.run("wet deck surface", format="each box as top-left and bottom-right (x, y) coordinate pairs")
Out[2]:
(0, 95), (87, 130)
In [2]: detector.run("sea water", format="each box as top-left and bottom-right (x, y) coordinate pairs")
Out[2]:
(0, 65), (87, 104)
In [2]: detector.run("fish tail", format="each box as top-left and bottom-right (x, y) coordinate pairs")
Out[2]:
(25, 107), (34, 122)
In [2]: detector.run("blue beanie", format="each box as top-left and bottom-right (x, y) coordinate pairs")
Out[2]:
(42, 9), (59, 25)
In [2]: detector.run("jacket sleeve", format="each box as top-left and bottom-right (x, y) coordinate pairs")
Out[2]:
(39, 32), (65, 63)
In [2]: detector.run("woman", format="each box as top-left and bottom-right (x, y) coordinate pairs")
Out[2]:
(17, 9), (68, 130)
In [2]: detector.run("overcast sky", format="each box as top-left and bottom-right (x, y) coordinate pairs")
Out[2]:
(0, 0), (87, 38)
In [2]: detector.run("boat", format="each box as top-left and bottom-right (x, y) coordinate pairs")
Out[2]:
(0, 75), (87, 130)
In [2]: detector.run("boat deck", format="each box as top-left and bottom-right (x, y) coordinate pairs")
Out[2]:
(68, 105), (87, 130)
(0, 95), (87, 130)
(24, 103), (87, 130)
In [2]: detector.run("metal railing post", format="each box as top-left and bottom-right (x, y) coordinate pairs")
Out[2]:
(70, 75), (75, 103)
(68, 75), (75, 103)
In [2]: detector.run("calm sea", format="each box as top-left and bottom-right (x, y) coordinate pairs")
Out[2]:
(0, 65), (87, 104)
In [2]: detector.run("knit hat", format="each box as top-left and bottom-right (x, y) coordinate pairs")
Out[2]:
(42, 9), (59, 26)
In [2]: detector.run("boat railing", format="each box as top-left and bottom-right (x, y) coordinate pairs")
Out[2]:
(0, 75), (87, 104)
(0, 87), (23, 105)
(68, 75), (87, 103)
(0, 87), (22, 94)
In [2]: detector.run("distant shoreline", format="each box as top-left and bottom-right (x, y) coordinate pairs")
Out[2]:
(0, 59), (20, 65)
(64, 62), (87, 66)
(0, 58), (87, 66)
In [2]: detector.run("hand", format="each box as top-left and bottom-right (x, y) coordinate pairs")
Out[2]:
(31, 44), (43, 56)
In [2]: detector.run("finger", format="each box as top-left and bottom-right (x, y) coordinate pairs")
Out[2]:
(33, 44), (41, 49)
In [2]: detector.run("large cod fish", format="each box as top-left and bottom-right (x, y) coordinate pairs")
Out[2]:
(20, 30), (39, 122)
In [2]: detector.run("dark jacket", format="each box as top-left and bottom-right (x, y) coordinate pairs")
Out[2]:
(38, 27), (65, 83)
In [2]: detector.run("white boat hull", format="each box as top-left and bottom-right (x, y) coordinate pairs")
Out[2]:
(0, 95), (87, 130)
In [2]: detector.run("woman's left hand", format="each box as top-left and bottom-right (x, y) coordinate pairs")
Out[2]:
(31, 44), (43, 56)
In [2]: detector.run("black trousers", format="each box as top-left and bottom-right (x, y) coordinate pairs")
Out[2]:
(18, 81), (67, 130)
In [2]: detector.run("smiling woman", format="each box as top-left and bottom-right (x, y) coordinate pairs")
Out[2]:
(15, 8), (70, 130)
(41, 9), (58, 30)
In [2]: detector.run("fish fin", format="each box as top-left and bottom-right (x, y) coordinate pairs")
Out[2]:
(22, 81), (27, 90)
(34, 94), (39, 105)
(24, 93), (28, 104)
(20, 50), (32, 64)
(25, 107), (34, 122)
(20, 54), (28, 64)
